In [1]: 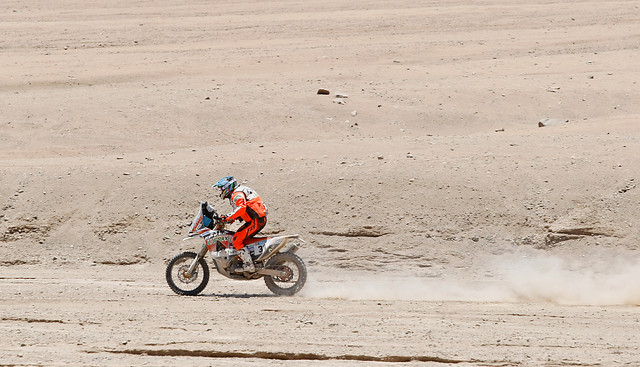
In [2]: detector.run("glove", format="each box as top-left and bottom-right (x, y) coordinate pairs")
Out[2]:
(221, 215), (234, 224)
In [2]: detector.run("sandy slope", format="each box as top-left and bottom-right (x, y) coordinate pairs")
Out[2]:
(1, 0), (640, 365)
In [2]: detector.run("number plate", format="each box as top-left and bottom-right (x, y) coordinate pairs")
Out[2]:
(248, 240), (267, 256)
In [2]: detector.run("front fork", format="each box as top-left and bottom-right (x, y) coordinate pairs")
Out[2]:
(186, 243), (208, 277)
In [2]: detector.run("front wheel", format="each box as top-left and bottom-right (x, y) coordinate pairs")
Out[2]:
(264, 252), (307, 296)
(166, 251), (209, 296)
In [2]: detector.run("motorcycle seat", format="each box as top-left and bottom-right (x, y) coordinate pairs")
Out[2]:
(244, 236), (268, 245)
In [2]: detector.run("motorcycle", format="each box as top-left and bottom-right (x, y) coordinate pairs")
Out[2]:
(165, 202), (307, 296)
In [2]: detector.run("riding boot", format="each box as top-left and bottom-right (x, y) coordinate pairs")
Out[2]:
(238, 248), (255, 272)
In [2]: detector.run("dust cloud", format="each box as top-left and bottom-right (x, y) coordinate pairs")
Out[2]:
(302, 253), (640, 306)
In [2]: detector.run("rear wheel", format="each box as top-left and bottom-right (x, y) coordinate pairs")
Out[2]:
(165, 251), (209, 296)
(264, 252), (307, 296)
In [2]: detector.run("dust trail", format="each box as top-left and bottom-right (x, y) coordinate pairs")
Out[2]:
(302, 253), (640, 305)
(496, 253), (640, 305)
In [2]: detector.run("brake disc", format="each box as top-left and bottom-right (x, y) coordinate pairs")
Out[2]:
(178, 265), (198, 283)
(275, 265), (293, 282)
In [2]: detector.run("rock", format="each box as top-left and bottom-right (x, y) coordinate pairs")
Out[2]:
(335, 93), (348, 98)
(333, 99), (346, 105)
(618, 179), (636, 193)
(317, 88), (330, 95)
(538, 118), (568, 127)
(351, 110), (357, 116)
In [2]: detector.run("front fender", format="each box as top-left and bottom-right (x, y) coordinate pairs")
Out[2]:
(182, 229), (214, 241)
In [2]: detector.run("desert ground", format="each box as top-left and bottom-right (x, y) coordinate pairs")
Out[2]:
(1, 0), (640, 366)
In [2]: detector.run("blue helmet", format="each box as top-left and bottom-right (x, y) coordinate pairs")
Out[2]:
(213, 176), (237, 199)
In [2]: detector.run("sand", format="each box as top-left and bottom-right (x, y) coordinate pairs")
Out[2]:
(1, 0), (639, 365)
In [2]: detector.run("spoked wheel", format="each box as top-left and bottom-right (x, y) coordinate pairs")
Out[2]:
(264, 252), (307, 296)
(165, 251), (209, 296)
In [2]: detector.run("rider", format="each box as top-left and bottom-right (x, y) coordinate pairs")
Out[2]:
(213, 176), (268, 272)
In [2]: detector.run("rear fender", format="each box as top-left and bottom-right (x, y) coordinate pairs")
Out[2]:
(255, 235), (301, 262)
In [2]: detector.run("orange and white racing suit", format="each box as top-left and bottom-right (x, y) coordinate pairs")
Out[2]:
(225, 185), (268, 250)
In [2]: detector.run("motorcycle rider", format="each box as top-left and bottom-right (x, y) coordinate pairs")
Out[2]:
(213, 176), (268, 272)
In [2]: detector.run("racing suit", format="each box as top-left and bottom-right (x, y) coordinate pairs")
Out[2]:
(224, 185), (268, 250)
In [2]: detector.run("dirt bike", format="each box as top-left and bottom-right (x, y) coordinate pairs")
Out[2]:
(165, 202), (307, 296)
